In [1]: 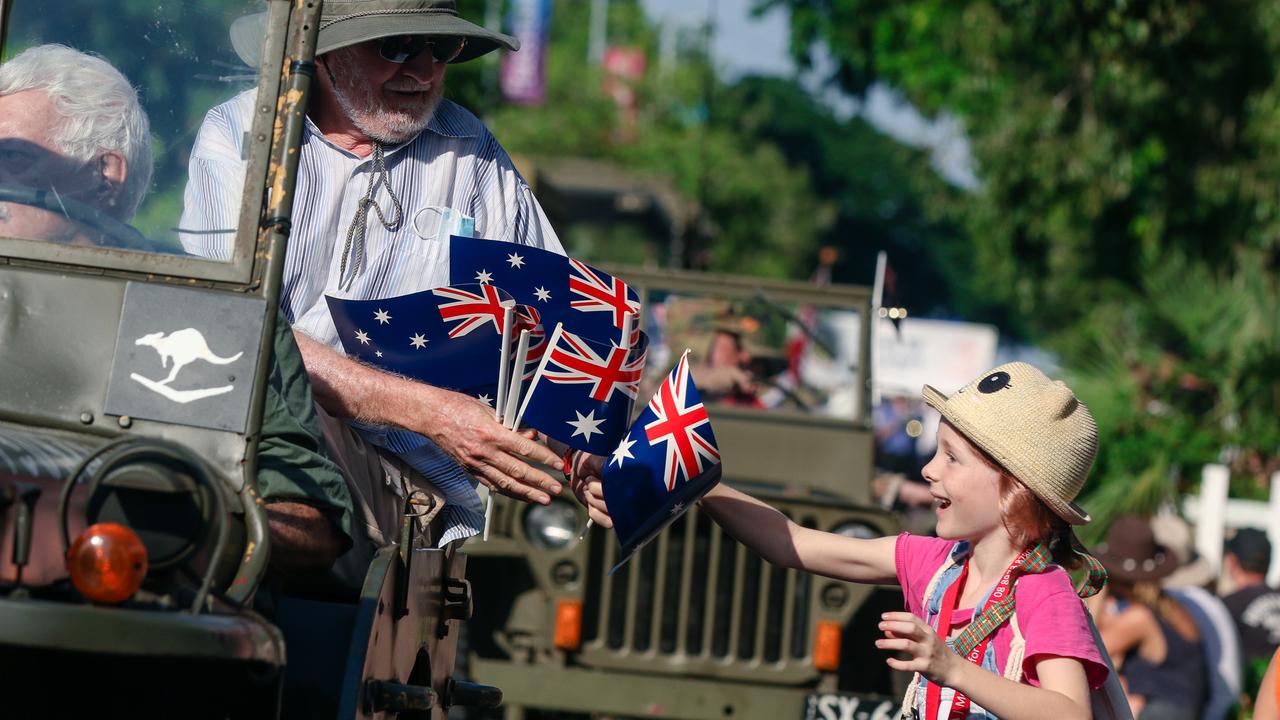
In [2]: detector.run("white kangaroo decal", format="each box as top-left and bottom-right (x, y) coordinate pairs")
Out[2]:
(135, 328), (244, 386)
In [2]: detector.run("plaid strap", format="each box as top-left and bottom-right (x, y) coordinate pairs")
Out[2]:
(951, 541), (1108, 657)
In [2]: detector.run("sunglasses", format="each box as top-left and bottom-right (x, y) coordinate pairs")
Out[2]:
(378, 35), (467, 65)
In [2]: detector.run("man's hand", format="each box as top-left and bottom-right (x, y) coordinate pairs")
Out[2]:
(420, 389), (564, 504)
(294, 332), (564, 505)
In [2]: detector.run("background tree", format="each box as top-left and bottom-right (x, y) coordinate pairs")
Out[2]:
(767, 0), (1280, 522)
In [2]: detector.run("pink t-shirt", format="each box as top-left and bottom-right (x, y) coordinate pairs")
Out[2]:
(894, 533), (1109, 689)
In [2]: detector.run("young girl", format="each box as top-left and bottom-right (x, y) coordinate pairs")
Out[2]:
(696, 362), (1111, 719)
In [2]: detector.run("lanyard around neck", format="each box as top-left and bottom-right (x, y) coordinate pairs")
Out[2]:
(924, 546), (1034, 720)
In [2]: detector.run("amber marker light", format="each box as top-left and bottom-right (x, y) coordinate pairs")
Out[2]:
(554, 599), (583, 651)
(66, 522), (148, 604)
(813, 620), (842, 671)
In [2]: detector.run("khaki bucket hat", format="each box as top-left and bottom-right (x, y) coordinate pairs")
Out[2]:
(230, 0), (518, 68)
(922, 362), (1098, 525)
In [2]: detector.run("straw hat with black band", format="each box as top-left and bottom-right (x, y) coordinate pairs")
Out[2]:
(230, 0), (519, 68)
(921, 361), (1098, 525)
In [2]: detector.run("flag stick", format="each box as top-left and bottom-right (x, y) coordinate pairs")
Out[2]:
(494, 302), (515, 422)
(504, 329), (532, 430)
(620, 311), (634, 350)
(870, 251), (887, 408)
(578, 314), (638, 542)
(513, 322), (564, 431)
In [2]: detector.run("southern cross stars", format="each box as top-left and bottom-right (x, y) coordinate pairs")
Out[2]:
(477, 393), (493, 406)
(610, 436), (636, 467)
(534, 286), (551, 302)
(409, 333), (428, 349)
(354, 329), (371, 344)
(373, 309), (391, 324)
(506, 252), (524, 268)
(567, 409), (605, 442)
(474, 269), (494, 284)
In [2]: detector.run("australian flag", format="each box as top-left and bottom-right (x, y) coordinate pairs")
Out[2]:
(517, 324), (649, 455)
(602, 351), (722, 573)
(449, 236), (641, 343)
(325, 283), (514, 407)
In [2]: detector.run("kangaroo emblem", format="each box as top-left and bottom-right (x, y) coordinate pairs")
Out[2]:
(135, 328), (244, 386)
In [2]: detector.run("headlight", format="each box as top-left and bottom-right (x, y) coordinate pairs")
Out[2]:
(524, 501), (579, 550)
(831, 521), (878, 540)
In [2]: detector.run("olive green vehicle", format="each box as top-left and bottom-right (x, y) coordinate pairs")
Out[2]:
(463, 264), (903, 720)
(0, 1), (494, 716)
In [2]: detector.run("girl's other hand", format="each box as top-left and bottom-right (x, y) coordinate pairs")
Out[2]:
(875, 611), (959, 686)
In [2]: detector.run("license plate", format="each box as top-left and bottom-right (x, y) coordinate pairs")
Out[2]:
(802, 692), (898, 720)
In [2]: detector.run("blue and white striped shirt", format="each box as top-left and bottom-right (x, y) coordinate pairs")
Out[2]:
(181, 89), (564, 545)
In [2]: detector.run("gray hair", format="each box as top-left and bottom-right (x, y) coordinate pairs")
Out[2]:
(0, 44), (153, 220)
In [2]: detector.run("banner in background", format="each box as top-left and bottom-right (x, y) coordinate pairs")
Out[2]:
(501, 0), (552, 105)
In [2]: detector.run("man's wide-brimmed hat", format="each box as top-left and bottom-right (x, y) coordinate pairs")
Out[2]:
(230, 0), (518, 68)
(1096, 515), (1179, 583)
(922, 362), (1098, 525)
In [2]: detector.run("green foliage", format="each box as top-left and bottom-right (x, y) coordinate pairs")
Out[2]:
(448, 0), (833, 278)
(768, 0), (1280, 515)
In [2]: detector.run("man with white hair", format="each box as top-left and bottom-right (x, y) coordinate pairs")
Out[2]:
(0, 43), (152, 246)
(180, 0), (607, 553)
(0, 44), (358, 574)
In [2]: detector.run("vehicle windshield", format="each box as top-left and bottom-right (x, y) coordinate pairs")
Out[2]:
(0, 0), (262, 261)
(642, 290), (865, 422)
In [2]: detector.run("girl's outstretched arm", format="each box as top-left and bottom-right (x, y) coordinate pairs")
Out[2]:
(698, 484), (898, 584)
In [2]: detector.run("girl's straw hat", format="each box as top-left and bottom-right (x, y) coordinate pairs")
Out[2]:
(922, 362), (1097, 525)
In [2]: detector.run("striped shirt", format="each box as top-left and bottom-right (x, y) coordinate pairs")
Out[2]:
(181, 89), (564, 545)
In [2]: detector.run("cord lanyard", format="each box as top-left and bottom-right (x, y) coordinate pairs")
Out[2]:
(924, 547), (1031, 720)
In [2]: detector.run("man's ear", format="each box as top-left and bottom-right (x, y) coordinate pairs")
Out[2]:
(97, 151), (128, 211)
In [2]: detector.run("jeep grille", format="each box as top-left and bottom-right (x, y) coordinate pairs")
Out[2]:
(580, 505), (822, 682)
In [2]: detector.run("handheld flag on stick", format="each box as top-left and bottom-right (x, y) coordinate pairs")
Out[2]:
(514, 322), (649, 455)
(449, 236), (641, 343)
(325, 283), (514, 406)
(602, 350), (722, 573)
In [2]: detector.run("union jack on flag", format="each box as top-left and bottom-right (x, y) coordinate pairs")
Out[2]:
(434, 283), (511, 338)
(568, 258), (641, 331)
(513, 304), (548, 381)
(516, 324), (649, 455)
(449, 236), (641, 343)
(542, 328), (646, 403)
(324, 284), (513, 404)
(602, 351), (722, 572)
(641, 352), (720, 490)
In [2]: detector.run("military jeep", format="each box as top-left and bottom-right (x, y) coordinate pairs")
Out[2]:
(463, 265), (902, 720)
(0, 1), (489, 716)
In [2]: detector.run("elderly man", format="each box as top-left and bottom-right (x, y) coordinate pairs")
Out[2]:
(0, 44), (151, 247)
(180, 0), (605, 551)
(0, 43), (355, 574)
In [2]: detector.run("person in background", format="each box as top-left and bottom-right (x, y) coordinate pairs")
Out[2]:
(1092, 515), (1208, 720)
(1223, 527), (1280, 710)
(0, 43), (354, 574)
(0, 43), (151, 248)
(1152, 513), (1242, 720)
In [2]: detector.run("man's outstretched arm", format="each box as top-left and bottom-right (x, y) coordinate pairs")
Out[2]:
(293, 331), (564, 504)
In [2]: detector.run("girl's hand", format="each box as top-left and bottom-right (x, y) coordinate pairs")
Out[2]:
(875, 611), (960, 686)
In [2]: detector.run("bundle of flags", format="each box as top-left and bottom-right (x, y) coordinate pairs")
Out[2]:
(326, 236), (721, 563)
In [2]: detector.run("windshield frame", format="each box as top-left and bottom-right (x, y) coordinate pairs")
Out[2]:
(0, 0), (292, 288)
